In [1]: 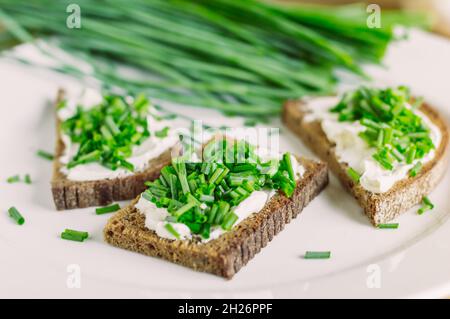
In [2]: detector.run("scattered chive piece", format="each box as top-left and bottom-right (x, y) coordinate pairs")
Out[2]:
(304, 251), (331, 259)
(164, 223), (180, 240)
(7, 175), (20, 184)
(62, 229), (88, 241)
(8, 207), (25, 225)
(24, 174), (32, 184)
(418, 196), (434, 215)
(155, 126), (170, 138)
(61, 232), (84, 242)
(377, 223), (399, 229)
(95, 203), (121, 215)
(37, 150), (54, 161)
(409, 162), (422, 177)
(347, 167), (361, 183)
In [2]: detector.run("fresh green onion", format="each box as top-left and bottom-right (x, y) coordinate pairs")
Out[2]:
(64, 229), (89, 240)
(0, 1), (426, 117)
(36, 149), (54, 161)
(304, 251), (331, 259)
(164, 223), (180, 240)
(8, 206), (24, 225)
(418, 196), (434, 215)
(7, 175), (20, 184)
(409, 162), (422, 177)
(24, 174), (32, 184)
(347, 167), (361, 183)
(155, 126), (170, 138)
(96, 203), (121, 215)
(377, 223), (399, 229)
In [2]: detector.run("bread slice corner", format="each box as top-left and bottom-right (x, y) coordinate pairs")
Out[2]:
(103, 157), (328, 279)
(50, 89), (175, 210)
(283, 98), (450, 226)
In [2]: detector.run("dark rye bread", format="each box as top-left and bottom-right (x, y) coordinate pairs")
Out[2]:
(283, 98), (450, 226)
(104, 157), (328, 279)
(51, 89), (175, 210)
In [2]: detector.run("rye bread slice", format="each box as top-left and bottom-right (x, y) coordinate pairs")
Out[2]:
(51, 89), (176, 210)
(103, 157), (328, 279)
(283, 98), (450, 226)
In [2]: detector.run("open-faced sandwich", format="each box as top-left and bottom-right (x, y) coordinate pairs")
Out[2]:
(104, 137), (328, 278)
(283, 86), (449, 225)
(51, 89), (180, 210)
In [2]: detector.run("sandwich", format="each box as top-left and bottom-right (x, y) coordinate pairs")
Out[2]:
(51, 88), (180, 210)
(104, 137), (328, 278)
(283, 86), (449, 225)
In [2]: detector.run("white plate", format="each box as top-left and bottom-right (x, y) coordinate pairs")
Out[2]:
(0, 30), (449, 298)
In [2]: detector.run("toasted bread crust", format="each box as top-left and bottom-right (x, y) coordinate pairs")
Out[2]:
(283, 99), (450, 225)
(103, 158), (328, 279)
(51, 89), (174, 210)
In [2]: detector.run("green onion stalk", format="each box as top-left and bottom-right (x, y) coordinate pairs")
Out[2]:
(0, 0), (429, 117)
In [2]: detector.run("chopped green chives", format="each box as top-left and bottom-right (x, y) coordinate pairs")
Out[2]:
(7, 175), (20, 183)
(8, 207), (25, 225)
(347, 167), (361, 183)
(142, 138), (298, 239)
(174, 202), (196, 218)
(37, 150), (54, 161)
(155, 126), (170, 138)
(283, 152), (295, 181)
(332, 86), (434, 171)
(409, 162), (422, 177)
(221, 212), (239, 231)
(164, 223), (180, 239)
(406, 146), (416, 164)
(24, 174), (32, 184)
(418, 196), (434, 215)
(304, 251), (331, 259)
(96, 203), (121, 215)
(64, 229), (89, 240)
(377, 223), (399, 229)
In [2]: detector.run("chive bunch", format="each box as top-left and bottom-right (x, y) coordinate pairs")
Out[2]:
(331, 86), (435, 171)
(0, 0), (427, 117)
(143, 138), (298, 239)
(61, 93), (159, 171)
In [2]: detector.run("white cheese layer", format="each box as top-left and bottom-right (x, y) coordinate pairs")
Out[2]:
(135, 153), (305, 242)
(57, 89), (180, 181)
(302, 96), (442, 193)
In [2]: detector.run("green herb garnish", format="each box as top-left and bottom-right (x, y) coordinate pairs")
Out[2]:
(377, 223), (399, 229)
(37, 150), (54, 161)
(347, 167), (361, 183)
(95, 203), (121, 215)
(61, 229), (89, 242)
(61, 93), (166, 172)
(155, 126), (170, 138)
(409, 162), (422, 177)
(164, 223), (180, 240)
(332, 86), (434, 171)
(304, 251), (331, 259)
(7, 175), (20, 184)
(8, 207), (25, 225)
(142, 138), (298, 240)
(24, 174), (32, 184)
(418, 196), (434, 215)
